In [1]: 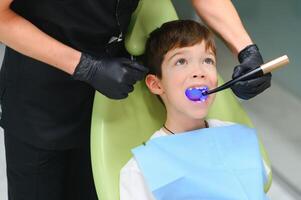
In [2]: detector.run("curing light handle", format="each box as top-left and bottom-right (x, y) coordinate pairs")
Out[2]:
(205, 55), (290, 95)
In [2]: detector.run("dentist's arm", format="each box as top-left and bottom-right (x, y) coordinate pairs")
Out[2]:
(191, 0), (271, 100)
(191, 0), (252, 54)
(0, 0), (148, 99)
(0, 0), (80, 74)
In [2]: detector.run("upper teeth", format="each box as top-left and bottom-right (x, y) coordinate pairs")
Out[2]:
(188, 86), (207, 90)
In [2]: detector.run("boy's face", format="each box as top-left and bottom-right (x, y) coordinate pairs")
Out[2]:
(146, 42), (218, 120)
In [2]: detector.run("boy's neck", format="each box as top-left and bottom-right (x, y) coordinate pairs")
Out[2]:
(163, 114), (207, 135)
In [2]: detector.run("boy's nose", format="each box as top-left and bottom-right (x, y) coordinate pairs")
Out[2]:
(192, 74), (205, 79)
(191, 64), (207, 79)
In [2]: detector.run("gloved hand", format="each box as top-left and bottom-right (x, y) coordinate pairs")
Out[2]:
(231, 44), (272, 100)
(73, 53), (149, 99)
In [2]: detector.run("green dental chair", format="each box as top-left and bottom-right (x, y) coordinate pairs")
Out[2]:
(91, 0), (272, 199)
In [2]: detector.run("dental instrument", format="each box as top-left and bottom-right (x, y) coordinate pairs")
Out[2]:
(185, 55), (290, 101)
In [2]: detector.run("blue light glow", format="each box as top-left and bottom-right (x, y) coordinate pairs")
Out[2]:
(185, 87), (209, 102)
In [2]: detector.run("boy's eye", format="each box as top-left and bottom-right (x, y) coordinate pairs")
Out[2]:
(203, 57), (215, 65)
(175, 58), (187, 66)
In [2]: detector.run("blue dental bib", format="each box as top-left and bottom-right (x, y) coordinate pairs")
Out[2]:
(132, 124), (268, 200)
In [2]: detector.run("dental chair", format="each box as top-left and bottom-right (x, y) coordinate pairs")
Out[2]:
(90, 0), (272, 199)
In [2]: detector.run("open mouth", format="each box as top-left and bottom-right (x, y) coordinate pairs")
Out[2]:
(185, 86), (209, 102)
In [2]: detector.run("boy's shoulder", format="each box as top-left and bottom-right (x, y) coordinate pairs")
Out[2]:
(120, 157), (140, 174)
(121, 129), (169, 176)
(207, 119), (236, 128)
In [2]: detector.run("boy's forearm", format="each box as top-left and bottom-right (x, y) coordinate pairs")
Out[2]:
(0, 6), (81, 75)
(191, 0), (253, 55)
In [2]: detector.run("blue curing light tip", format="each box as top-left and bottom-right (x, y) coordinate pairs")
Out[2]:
(185, 87), (209, 102)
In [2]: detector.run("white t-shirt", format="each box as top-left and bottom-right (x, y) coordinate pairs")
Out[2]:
(119, 119), (238, 200)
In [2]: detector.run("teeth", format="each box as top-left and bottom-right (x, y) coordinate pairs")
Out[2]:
(187, 86), (207, 90)
(194, 87), (207, 90)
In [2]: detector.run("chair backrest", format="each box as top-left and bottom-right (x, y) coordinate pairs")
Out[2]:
(90, 1), (272, 199)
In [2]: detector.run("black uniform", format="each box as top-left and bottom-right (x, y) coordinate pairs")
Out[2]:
(0, 0), (139, 199)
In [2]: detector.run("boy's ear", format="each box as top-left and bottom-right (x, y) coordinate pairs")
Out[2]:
(145, 74), (164, 95)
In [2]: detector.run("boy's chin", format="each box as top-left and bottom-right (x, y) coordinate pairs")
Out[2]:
(189, 110), (209, 120)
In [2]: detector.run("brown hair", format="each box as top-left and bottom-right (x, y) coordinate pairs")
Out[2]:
(144, 19), (216, 78)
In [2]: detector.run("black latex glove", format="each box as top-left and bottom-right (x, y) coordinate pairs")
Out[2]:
(73, 53), (149, 99)
(231, 44), (272, 100)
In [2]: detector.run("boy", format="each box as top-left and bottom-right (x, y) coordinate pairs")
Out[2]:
(120, 20), (268, 200)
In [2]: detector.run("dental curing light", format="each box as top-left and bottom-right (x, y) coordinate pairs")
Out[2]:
(185, 55), (290, 101)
